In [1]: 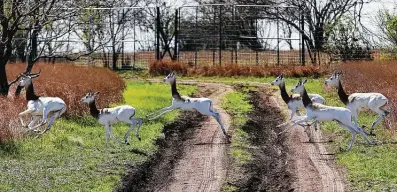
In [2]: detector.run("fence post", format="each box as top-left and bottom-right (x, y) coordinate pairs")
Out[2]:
(173, 9), (178, 61)
(122, 8), (125, 66)
(301, 14), (305, 66)
(276, 7), (280, 66)
(133, 11), (136, 69)
(195, 6), (198, 66)
(219, 5), (222, 66)
(156, 7), (161, 61)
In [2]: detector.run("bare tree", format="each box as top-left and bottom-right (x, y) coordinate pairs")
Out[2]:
(139, 0), (188, 60)
(0, 0), (62, 96)
(231, 0), (372, 64)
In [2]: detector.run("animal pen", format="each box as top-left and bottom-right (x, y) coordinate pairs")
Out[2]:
(17, 5), (311, 69)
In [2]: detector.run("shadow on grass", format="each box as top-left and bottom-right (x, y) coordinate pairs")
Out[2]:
(0, 141), (20, 156)
(130, 148), (149, 156)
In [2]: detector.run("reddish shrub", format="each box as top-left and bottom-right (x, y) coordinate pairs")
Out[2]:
(334, 61), (397, 133)
(149, 61), (188, 76)
(0, 62), (125, 142)
(149, 61), (328, 78)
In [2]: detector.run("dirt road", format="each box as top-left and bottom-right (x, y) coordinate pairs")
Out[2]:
(269, 86), (345, 192)
(121, 80), (345, 192)
(155, 83), (233, 192)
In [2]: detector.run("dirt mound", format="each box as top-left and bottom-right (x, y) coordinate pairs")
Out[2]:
(226, 89), (293, 191)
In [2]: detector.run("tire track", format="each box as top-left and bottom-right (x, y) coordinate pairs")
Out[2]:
(154, 83), (233, 192)
(269, 85), (345, 192)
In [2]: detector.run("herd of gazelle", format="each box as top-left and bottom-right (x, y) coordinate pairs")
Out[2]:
(272, 72), (389, 150)
(15, 71), (229, 148)
(14, 70), (387, 150)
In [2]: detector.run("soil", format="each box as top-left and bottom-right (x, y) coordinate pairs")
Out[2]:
(119, 81), (346, 192)
(268, 86), (346, 192)
(118, 110), (206, 192)
(118, 83), (232, 192)
(225, 88), (293, 191)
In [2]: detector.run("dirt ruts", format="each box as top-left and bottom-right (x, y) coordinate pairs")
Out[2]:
(269, 85), (345, 192)
(119, 81), (345, 192)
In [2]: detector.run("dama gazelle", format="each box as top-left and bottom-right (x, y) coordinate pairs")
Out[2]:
(271, 74), (325, 130)
(325, 71), (389, 135)
(146, 72), (231, 142)
(278, 79), (373, 150)
(18, 71), (67, 135)
(81, 91), (143, 148)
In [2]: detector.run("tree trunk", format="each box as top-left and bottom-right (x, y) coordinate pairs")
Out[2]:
(111, 40), (118, 70)
(0, 62), (9, 96)
(112, 51), (118, 70)
(16, 23), (39, 96)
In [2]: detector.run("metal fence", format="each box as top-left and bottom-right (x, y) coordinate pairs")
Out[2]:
(13, 7), (159, 69)
(24, 4), (397, 69)
(12, 4), (312, 69)
(176, 4), (305, 66)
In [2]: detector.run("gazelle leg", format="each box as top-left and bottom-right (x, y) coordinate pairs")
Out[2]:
(135, 118), (143, 141)
(276, 110), (298, 128)
(147, 106), (173, 117)
(30, 108), (50, 131)
(105, 125), (110, 149)
(149, 109), (176, 121)
(108, 126), (124, 144)
(19, 109), (34, 128)
(314, 120), (319, 131)
(351, 109), (359, 126)
(369, 115), (384, 135)
(352, 124), (374, 145)
(278, 116), (313, 135)
(212, 112), (231, 143)
(124, 120), (137, 144)
(38, 111), (62, 135)
(212, 113), (227, 136)
(336, 122), (356, 150)
(28, 116), (40, 129)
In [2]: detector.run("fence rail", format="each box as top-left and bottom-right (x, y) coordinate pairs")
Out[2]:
(14, 4), (388, 69)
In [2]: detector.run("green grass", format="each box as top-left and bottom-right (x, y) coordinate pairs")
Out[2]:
(221, 90), (253, 164)
(0, 81), (196, 191)
(221, 89), (253, 192)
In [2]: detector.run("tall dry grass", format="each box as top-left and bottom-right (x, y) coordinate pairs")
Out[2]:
(149, 60), (328, 77)
(333, 61), (397, 132)
(0, 62), (125, 142)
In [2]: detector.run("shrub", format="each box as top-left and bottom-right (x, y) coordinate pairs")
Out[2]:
(148, 61), (328, 78)
(335, 61), (397, 131)
(0, 62), (125, 142)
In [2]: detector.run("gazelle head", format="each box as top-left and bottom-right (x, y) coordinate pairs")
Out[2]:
(270, 74), (285, 86)
(324, 71), (342, 87)
(18, 70), (41, 87)
(291, 79), (307, 94)
(163, 71), (176, 83)
(81, 91), (99, 104)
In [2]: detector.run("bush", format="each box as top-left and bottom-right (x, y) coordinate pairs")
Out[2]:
(0, 62), (125, 142)
(335, 61), (397, 130)
(148, 61), (328, 78)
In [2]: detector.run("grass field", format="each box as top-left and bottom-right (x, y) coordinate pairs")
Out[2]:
(0, 81), (196, 191)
